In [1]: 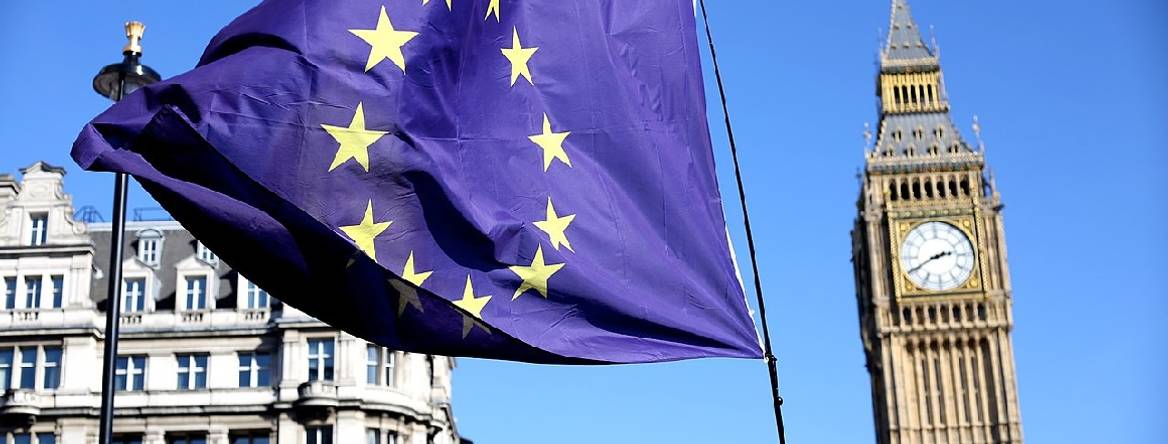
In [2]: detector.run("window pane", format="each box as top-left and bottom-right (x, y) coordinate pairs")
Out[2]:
(13, 433), (30, 444)
(42, 346), (61, 389)
(50, 275), (63, 308)
(366, 346), (378, 384)
(4, 277), (15, 309)
(124, 278), (146, 312)
(0, 348), (12, 391)
(25, 277), (41, 309)
(133, 356), (146, 390)
(36, 433), (55, 444)
(256, 353), (270, 386)
(19, 347), (36, 389)
(195, 355), (207, 389)
(186, 277), (207, 310)
(29, 213), (47, 246)
(238, 353), (251, 387)
(366, 429), (380, 444)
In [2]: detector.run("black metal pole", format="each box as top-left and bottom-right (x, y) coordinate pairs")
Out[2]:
(97, 76), (128, 444)
(696, 1), (787, 442)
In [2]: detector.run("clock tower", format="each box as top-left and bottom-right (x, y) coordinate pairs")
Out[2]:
(852, 1), (1024, 443)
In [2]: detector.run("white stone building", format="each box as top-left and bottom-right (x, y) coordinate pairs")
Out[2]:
(0, 162), (468, 444)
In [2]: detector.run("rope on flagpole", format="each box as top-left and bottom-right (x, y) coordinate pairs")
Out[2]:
(697, 1), (787, 443)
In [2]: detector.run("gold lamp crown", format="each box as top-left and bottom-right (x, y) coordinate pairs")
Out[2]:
(123, 21), (146, 54)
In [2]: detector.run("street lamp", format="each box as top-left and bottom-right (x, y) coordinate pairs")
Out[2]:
(91, 21), (161, 444)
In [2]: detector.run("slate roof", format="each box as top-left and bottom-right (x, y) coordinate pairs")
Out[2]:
(874, 113), (974, 158)
(883, 0), (936, 65)
(89, 221), (237, 310)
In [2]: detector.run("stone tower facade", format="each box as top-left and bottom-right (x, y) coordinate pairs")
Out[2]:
(851, 1), (1023, 443)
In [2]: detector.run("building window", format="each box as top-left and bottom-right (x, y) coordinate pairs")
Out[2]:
(18, 347), (35, 389)
(238, 352), (271, 388)
(138, 237), (161, 266)
(3, 277), (14, 310)
(229, 432), (270, 444)
(111, 436), (144, 444)
(0, 432), (56, 444)
(42, 346), (61, 389)
(0, 348), (10, 391)
(115, 355), (147, 391)
(307, 338), (335, 382)
(123, 278), (146, 312)
(50, 275), (63, 308)
(28, 213), (48, 246)
(196, 241), (218, 265)
(24, 276), (42, 309)
(245, 281), (269, 309)
(184, 276), (208, 311)
(364, 430), (398, 444)
(166, 433), (207, 444)
(0, 345), (61, 391)
(366, 346), (396, 387)
(306, 426), (333, 444)
(176, 354), (208, 390)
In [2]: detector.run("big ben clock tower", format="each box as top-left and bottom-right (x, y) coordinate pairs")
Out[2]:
(852, 1), (1024, 443)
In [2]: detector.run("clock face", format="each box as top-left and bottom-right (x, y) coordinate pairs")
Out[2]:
(899, 221), (975, 291)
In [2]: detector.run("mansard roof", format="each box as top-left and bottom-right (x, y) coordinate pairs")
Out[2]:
(19, 161), (67, 176)
(882, 0), (937, 69)
(870, 113), (978, 168)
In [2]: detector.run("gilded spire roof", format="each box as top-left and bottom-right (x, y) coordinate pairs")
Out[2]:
(882, 0), (936, 66)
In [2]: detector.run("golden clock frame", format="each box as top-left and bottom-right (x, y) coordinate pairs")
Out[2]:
(888, 214), (985, 300)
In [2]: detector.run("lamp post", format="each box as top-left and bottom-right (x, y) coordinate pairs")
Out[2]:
(91, 21), (161, 444)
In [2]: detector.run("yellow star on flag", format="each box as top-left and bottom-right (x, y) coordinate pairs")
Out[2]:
(422, 0), (452, 10)
(453, 275), (492, 338)
(510, 245), (565, 300)
(350, 6), (419, 72)
(534, 197), (576, 252)
(322, 103), (388, 172)
(528, 113), (571, 171)
(484, 0), (500, 21)
(390, 251), (432, 315)
(500, 27), (538, 86)
(340, 200), (392, 260)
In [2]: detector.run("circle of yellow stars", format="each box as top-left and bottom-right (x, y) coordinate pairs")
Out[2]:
(326, 1), (578, 340)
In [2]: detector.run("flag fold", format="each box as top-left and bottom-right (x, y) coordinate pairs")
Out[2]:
(73, 0), (762, 363)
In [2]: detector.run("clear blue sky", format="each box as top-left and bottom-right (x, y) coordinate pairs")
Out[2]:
(2, 0), (1165, 442)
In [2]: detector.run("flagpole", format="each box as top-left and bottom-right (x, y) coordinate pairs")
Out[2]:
(91, 21), (161, 444)
(696, 1), (788, 443)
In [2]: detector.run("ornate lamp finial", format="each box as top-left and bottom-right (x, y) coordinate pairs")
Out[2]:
(863, 122), (873, 155)
(123, 21), (146, 55)
(972, 115), (985, 154)
(930, 25), (941, 58)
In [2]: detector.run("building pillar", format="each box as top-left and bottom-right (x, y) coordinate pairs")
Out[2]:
(336, 410), (366, 443)
(61, 336), (98, 393)
(208, 426), (229, 444)
(276, 412), (300, 444)
(143, 428), (165, 444)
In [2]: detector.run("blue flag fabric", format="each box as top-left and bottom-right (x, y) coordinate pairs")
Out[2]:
(72, 0), (762, 363)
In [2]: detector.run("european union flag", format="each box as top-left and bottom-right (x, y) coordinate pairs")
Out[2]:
(72, 0), (762, 363)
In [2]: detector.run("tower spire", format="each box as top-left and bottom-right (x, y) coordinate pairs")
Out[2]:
(882, 0), (936, 65)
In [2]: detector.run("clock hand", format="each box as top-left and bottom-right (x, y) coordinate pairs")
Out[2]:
(907, 250), (953, 275)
